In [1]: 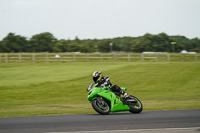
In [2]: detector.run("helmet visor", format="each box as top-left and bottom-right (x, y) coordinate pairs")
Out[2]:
(93, 76), (99, 83)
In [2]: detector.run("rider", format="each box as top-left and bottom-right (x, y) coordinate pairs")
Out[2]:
(92, 71), (130, 99)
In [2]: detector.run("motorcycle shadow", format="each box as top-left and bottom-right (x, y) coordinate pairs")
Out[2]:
(89, 111), (143, 115)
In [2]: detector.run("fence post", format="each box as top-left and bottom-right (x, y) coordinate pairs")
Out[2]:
(167, 54), (170, 62)
(101, 54), (103, 62)
(114, 54), (117, 61)
(128, 53), (131, 62)
(46, 53), (49, 63)
(155, 54), (158, 62)
(32, 53), (36, 63)
(5, 54), (8, 63)
(60, 54), (63, 62)
(73, 53), (76, 62)
(141, 54), (144, 62)
(87, 53), (90, 62)
(18, 53), (22, 62)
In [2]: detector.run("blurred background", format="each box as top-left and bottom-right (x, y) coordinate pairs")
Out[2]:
(0, 0), (200, 53)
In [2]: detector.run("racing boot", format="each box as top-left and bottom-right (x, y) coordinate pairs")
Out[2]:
(124, 92), (137, 103)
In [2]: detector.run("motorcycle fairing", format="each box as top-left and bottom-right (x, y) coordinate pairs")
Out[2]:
(89, 87), (130, 112)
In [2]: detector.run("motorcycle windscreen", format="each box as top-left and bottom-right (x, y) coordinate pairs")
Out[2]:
(87, 83), (95, 92)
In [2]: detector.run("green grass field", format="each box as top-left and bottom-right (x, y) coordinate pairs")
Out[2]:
(0, 62), (200, 117)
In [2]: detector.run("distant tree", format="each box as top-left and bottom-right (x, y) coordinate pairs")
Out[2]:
(97, 39), (112, 52)
(153, 33), (172, 52)
(75, 36), (81, 43)
(131, 33), (153, 52)
(53, 39), (71, 52)
(67, 41), (80, 52)
(112, 37), (136, 52)
(190, 38), (200, 52)
(79, 40), (96, 52)
(130, 33), (174, 52)
(29, 32), (57, 52)
(0, 32), (199, 53)
(169, 36), (192, 52)
(0, 33), (28, 52)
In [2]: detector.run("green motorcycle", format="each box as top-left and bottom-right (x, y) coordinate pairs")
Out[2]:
(86, 83), (143, 115)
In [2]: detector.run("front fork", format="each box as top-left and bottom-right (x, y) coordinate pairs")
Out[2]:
(96, 96), (103, 104)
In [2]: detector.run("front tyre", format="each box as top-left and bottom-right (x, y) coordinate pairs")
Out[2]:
(128, 95), (143, 114)
(91, 99), (110, 115)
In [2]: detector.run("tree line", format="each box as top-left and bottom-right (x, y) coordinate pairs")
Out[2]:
(0, 32), (199, 53)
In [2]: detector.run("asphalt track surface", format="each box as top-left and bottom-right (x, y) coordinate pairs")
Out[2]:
(0, 109), (200, 133)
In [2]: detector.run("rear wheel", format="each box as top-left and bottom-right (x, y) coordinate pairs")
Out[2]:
(91, 99), (110, 115)
(128, 95), (143, 113)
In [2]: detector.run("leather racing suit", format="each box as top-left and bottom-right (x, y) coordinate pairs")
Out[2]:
(95, 76), (127, 96)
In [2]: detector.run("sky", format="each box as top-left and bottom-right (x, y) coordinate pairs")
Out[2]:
(0, 0), (200, 40)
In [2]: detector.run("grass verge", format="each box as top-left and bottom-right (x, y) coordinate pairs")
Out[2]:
(0, 62), (199, 117)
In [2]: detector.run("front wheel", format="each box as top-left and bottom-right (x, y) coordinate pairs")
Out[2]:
(91, 99), (110, 115)
(128, 95), (143, 113)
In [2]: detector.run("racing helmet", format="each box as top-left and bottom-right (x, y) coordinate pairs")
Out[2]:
(92, 71), (102, 83)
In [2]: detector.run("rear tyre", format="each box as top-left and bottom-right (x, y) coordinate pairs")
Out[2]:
(128, 95), (143, 113)
(91, 99), (110, 115)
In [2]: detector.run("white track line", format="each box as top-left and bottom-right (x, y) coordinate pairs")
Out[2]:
(47, 127), (200, 133)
